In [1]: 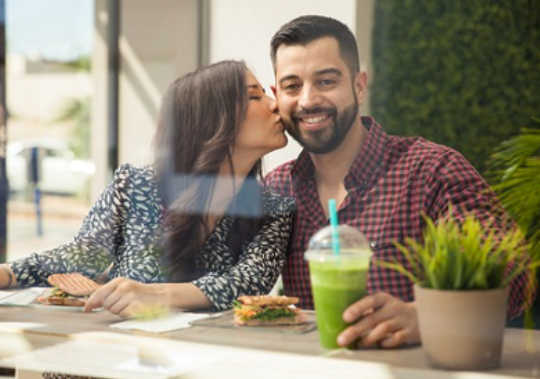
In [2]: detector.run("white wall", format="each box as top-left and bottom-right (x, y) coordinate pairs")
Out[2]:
(118, 0), (199, 168)
(209, 0), (359, 173)
(91, 0), (199, 199)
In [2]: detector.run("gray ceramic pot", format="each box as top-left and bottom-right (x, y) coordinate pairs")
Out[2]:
(414, 285), (509, 370)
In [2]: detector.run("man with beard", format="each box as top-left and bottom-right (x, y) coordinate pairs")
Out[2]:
(265, 15), (529, 349)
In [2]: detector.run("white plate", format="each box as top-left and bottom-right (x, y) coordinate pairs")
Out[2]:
(0, 288), (102, 312)
(31, 303), (103, 312)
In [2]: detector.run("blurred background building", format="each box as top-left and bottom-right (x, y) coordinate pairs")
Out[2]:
(1, 0), (373, 261)
(1, 0), (539, 264)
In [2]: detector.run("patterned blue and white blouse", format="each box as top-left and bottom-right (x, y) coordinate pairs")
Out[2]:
(9, 164), (295, 311)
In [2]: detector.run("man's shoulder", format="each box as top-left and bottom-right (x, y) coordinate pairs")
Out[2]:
(386, 134), (484, 188)
(388, 134), (467, 166)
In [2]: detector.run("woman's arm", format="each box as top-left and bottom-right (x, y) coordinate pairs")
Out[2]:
(84, 194), (295, 316)
(84, 210), (293, 316)
(192, 196), (295, 311)
(84, 278), (212, 317)
(7, 165), (140, 288)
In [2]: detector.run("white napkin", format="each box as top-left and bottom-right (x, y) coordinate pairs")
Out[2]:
(110, 312), (220, 333)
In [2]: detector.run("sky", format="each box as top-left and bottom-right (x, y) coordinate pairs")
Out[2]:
(6, 0), (94, 61)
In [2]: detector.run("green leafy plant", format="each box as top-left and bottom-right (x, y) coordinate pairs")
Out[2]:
(487, 122), (540, 327)
(378, 211), (535, 290)
(487, 124), (540, 263)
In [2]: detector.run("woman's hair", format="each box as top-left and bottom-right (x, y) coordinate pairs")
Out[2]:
(153, 60), (263, 282)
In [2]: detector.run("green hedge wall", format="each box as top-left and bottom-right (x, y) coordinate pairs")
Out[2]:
(371, 0), (540, 173)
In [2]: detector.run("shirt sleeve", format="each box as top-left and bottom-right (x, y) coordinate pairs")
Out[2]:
(192, 197), (295, 311)
(424, 150), (533, 319)
(8, 164), (134, 287)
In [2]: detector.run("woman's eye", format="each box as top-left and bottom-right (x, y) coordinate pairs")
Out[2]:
(249, 96), (262, 100)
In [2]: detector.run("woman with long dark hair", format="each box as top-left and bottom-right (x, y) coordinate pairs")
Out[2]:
(1, 61), (294, 317)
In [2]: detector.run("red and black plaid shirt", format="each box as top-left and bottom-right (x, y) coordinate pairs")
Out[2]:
(265, 117), (528, 318)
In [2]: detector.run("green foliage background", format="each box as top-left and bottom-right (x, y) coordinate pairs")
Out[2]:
(371, 0), (540, 173)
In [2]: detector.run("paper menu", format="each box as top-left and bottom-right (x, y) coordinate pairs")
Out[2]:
(110, 312), (221, 333)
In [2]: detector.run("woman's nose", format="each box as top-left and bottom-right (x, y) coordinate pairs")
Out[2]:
(267, 96), (279, 113)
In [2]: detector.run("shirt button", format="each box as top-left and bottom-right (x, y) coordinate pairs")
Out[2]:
(370, 241), (378, 249)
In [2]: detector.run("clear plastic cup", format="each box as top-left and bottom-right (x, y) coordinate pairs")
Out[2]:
(305, 225), (372, 349)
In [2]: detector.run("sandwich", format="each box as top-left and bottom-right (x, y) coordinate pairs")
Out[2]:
(37, 273), (100, 307)
(233, 295), (306, 326)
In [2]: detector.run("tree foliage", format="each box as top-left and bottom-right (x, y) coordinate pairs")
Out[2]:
(371, 0), (540, 173)
(55, 97), (91, 158)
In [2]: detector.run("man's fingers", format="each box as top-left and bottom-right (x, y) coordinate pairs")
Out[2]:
(378, 330), (415, 349)
(358, 319), (398, 347)
(339, 294), (421, 349)
(343, 293), (390, 323)
(337, 321), (369, 347)
(343, 297), (372, 323)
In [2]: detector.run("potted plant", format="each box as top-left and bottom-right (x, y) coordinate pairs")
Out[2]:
(379, 210), (535, 370)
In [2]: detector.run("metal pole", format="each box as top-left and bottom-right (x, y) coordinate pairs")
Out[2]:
(107, 0), (120, 179)
(197, 0), (210, 68)
(0, 0), (7, 263)
(30, 147), (42, 237)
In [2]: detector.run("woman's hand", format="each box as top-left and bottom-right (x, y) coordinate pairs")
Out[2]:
(0, 264), (16, 289)
(84, 278), (171, 318)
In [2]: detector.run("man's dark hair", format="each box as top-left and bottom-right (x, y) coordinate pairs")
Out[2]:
(270, 15), (360, 76)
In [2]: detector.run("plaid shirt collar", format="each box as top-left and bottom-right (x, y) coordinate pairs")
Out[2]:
(291, 116), (387, 191)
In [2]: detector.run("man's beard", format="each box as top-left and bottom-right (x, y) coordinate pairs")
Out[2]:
(283, 98), (359, 155)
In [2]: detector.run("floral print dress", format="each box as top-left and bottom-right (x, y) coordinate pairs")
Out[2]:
(9, 164), (295, 311)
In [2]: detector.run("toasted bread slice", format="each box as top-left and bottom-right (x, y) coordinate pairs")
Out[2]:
(37, 295), (87, 307)
(234, 312), (306, 326)
(47, 273), (100, 296)
(237, 295), (299, 306)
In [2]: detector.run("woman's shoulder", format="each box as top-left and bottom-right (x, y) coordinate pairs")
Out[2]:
(113, 163), (157, 184)
(262, 187), (296, 216)
(111, 164), (159, 199)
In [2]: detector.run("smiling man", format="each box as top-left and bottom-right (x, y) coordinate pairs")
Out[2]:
(265, 15), (530, 349)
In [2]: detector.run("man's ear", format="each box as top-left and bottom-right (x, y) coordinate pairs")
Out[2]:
(354, 71), (368, 104)
(270, 85), (277, 97)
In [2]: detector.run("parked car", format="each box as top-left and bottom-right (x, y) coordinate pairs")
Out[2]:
(7, 139), (95, 196)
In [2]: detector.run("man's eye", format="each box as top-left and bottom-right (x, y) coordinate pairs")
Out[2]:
(283, 84), (300, 92)
(319, 79), (336, 86)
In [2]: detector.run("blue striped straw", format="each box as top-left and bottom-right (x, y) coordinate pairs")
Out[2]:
(328, 199), (340, 255)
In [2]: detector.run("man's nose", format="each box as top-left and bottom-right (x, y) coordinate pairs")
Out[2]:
(298, 84), (322, 109)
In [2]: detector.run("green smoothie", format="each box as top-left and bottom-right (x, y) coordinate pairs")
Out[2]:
(308, 256), (370, 349)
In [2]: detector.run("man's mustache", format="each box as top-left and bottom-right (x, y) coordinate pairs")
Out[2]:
(291, 106), (336, 121)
